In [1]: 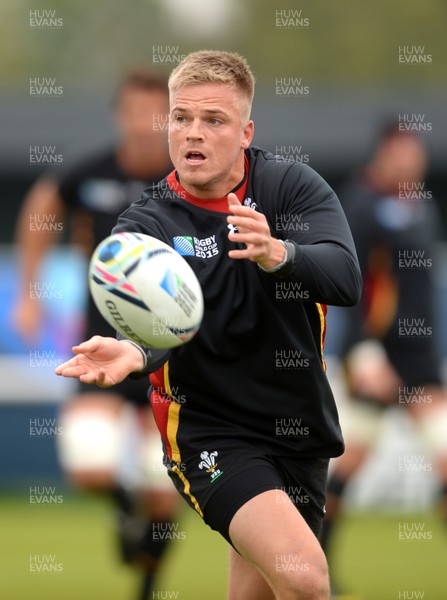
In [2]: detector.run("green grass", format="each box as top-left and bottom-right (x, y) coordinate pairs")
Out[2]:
(331, 511), (447, 600)
(0, 494), (446, 599)
(0, 493), (228, 600)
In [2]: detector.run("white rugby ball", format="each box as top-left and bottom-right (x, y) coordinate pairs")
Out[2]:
(89, 232), (203, 348)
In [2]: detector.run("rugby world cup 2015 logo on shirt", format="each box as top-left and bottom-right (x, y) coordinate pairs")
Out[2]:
(173, 235), (219, 258)
(198, 451), (223, 483)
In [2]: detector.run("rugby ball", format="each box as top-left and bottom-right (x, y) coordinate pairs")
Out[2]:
(89, 232), (203, 348)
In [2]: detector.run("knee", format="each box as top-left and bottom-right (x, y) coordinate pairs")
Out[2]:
(276, 557), (330, 600)
(296, 568), (330, 600)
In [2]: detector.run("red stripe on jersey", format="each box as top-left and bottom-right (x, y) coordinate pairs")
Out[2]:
(150, 366), (165, 393)
(149, 367), (173, 459)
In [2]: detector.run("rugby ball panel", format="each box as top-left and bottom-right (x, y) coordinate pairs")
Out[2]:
(89, 232), (203, 348)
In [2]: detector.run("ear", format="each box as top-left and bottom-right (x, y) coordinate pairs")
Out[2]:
(241, 120), (254, 150)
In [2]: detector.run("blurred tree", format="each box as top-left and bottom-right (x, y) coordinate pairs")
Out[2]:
(1, 0), (446, 88)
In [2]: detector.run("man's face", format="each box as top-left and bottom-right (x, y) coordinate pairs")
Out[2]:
(375, 134), (428, 194)
(116, 87), (169, 148)
(168, 83), (254, 198)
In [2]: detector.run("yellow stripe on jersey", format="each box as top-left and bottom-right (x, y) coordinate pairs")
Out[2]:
(164, 361), (181, 462)
(163, 361), (203, 517)
(163, 361), (173, 397)
(172, 464), (204, 518)
(167, 401), (181, 463)
(315, 303), (327, 372)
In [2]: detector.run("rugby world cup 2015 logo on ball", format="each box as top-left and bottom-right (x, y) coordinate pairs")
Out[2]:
(89, 232), (204, 348)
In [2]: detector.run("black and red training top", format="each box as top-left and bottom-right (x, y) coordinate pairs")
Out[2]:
(113, 146), (362, 459)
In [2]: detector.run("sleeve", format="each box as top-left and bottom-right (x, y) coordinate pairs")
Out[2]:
(337, 184), (374, 277)
(112, 192), (172, 377)
(111, 190), (168, 240)
(56, 152), (110, 210)
(270, 163), (363, 307)
(57, 164), (86, 209)
(116, 332), (172, 378)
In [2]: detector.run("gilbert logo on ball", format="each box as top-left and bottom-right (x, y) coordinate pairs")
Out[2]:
(89, 232), (204, 348)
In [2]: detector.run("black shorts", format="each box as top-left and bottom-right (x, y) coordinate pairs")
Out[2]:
(76, 376), (151, 407)
(164, 441), (329, 547)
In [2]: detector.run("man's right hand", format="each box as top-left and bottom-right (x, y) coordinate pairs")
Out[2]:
(55, 336), (145, 388)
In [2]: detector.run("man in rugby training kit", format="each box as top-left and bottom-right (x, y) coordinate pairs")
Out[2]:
(56, 51), (362, 600)
(15, 70), (178, 600)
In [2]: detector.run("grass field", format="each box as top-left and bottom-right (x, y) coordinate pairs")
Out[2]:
(0, 493), (446, 599)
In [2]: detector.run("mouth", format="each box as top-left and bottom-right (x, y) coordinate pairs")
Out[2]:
(185, 151), (207, 164)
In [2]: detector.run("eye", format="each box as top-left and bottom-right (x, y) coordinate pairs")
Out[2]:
(174, 115), (187, 123)
(209, 118), (222, 125)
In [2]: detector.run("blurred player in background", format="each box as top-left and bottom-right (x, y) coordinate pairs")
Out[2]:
(14, 69), (177, 600)
(320, 123), (447, 596)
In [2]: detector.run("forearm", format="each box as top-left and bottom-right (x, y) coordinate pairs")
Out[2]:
(272, 240), (362, 307)
(16, 179), (64, 292)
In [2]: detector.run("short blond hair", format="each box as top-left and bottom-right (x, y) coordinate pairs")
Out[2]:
(168, 50), (255, 122)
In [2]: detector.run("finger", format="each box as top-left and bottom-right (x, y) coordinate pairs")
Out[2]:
(228, 242), (270, 261)
(227, 203), (264, 219)
(95, 369), (108, 386)
(227, 192), (240, 209)
(80, 369), (113, 388)
(227, 215), (254, 230)
(228, 231), (266, 246)
(55, 357), (81, 374)
(228, 248), (245, 259)
(228, 248), (256, 260)
(227, 216), (269, 234)
(79, 373), (101, 385)
(55, 365), (92, 379)
(79, 371), (102, 385)
(72, 335), (104, 355)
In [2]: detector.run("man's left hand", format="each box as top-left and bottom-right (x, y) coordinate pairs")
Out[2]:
(227, 192), (285, 270)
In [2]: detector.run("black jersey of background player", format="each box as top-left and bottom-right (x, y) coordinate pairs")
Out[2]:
(113, 146), (362, 459)
(58, 149), (171, 339)
(339, 171), (442, 387)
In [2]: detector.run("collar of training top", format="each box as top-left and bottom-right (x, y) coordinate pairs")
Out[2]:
(166, 153), (249, 213)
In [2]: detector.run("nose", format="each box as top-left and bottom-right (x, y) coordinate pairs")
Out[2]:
(186, 118), (204, 141)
